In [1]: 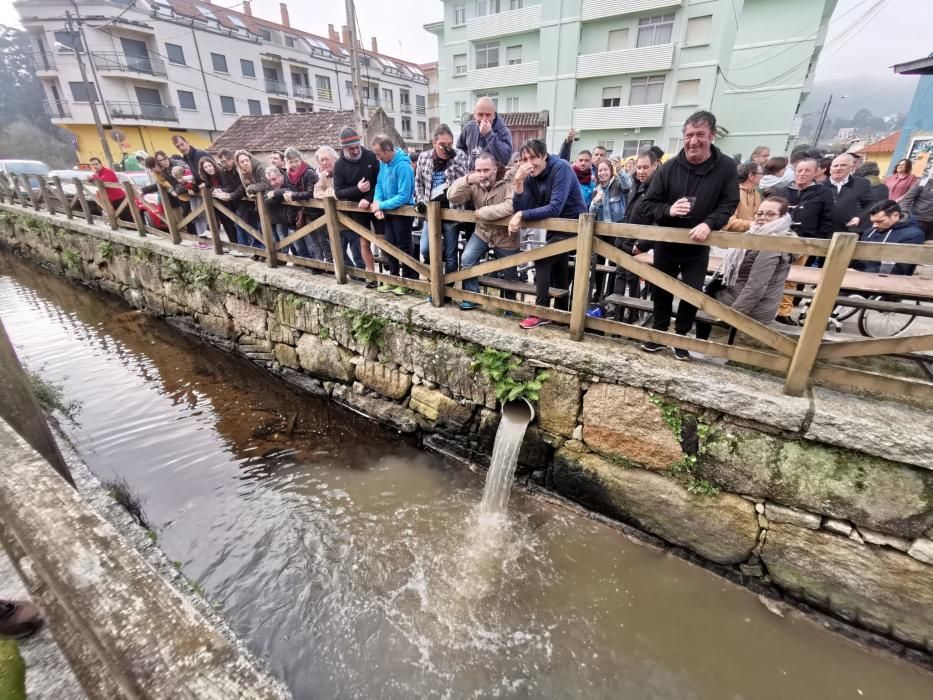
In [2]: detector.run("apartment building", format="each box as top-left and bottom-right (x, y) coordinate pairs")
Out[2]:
(426, 0), (836, 159)
(16, 0), (430, 163)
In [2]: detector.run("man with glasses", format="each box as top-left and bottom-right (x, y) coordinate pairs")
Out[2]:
(724, 162), (764, 231)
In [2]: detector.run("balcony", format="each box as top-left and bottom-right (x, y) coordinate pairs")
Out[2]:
(571, 103), (665, 130)
(466, 5), (543, 41)
(106, 101), (178, 122)
(265, 79), (289, 96)
(416, 104), (426, 116)
(466, 61), (539, 91)
(28, 51), (56, 73)
(382, 101), (395, 112)
(580, 0), (681, 23)
(293, 84), (314, 100)
(401, 130), (413, 140)
(42, 99), (70, 119)
(92, 52), (167, 79)
(400, 103), (412, 114)
(576, 44), (673, 80)
(317, 87), (333, 102)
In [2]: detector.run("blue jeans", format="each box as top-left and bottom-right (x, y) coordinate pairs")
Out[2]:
(460, 233), (519, 296)
(236, 209), (262, 248)
(419, 220), (460, 274)
(273, 223), (311, 257)
(340, 230), (364, 269)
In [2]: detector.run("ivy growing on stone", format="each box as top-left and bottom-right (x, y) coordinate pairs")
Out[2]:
(221, 271), (260, 297)
(131, 244), (154, 263)
(649, 395), (720, 496)
(342, 309), (386, 349)
(60, 249), (80, 269)
(97, 240), (114, 263)
(470, 347), (550, 403)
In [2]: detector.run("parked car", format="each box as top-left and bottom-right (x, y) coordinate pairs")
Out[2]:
(120, 172), (169, 230)
(1, 159), (51, 198)
(47, 169), (93, 196)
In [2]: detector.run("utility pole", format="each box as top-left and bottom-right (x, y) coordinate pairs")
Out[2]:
(812, 94), (833, 149)
(65, 10), (114, 166)
(344, 0), (365, 121)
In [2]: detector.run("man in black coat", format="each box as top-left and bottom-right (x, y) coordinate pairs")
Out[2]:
(824, 153), (875, 233)
(637, 111), (739, 360)
(333, 126), (381, 286)
(171, 134), (210, 186)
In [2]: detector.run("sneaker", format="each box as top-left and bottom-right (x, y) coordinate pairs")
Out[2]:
(774, 315), (798, 326)
(377, 283), (395, 293)
(0, 599), (43, 639)
(459, 301), (478, 311)
(519, 315), (551, 329)
(194, 242), (211, 250)
(392, 285), (409, 296)
(365, 280), (379, 289)
(640, 341), (665, 352)
(672, 347), (691, 361)
(585, 306), (605, 318)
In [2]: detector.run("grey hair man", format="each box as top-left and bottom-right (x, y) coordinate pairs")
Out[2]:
(455, 96), (513, 169)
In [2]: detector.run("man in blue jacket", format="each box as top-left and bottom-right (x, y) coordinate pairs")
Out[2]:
(852, 199), (925, 275)
(456, 97), (513, 169)
(371, 136), (416, 294)
(510, 138), (587, 329)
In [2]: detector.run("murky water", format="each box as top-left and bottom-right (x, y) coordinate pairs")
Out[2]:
(1, 255), (931, 700)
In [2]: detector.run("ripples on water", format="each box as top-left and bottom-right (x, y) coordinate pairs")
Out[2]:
(1, 256), (931, 700)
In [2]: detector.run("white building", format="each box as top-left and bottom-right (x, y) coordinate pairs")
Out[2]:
(16, 0), (430, 162)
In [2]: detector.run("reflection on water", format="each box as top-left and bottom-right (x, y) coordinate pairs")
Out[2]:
(1, 255), (930, 699)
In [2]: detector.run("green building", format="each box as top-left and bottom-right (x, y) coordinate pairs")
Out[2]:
(425, 0), (837, 159)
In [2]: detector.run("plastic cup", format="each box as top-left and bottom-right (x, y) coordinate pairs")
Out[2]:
(878, 261), (895, 276)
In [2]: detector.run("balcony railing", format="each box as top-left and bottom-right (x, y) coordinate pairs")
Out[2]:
(106, 101), (178, 122)
(576, 44), (674, 80)
(29, 51), (56, 72)
(293, 84), (314, 100)
(265, 79), (289, 96)
(466, 5), (543, 41)
(401, 130), (413, 139)
(382, 101), (395, 112)
(42, 99), (70, 119)
(571, 103), (665, 130)
(317, 87), (333, 102)
(580, 0), (681, 22)
(415, 104), (426, 115)
(92, 51), (167, 78)
(465, 61), (540, 91)
(400, 103), (412, 114)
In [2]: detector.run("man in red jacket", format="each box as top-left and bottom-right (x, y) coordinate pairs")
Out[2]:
(87, 157), (126, 213)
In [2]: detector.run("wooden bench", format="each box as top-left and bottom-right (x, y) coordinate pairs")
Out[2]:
(478, 275), (569, 300)
(603, 293), (737, 342)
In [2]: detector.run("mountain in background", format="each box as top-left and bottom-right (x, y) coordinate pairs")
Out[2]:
(802, 75), (919, 120)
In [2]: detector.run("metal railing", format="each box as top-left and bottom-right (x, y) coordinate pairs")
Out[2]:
(382, 101), (395, 112)
(1, 176), (932, 403)
(265, 78), (289, 95)
(317, 87), (333, 102)
(106, 101), (178, 121)
(401, 129), (413, 139)
(91, 51), (167, 78)
(416, 104), (426, 115)
(42, 99), (71, 119)
(293, 84), (314, 100)
(400, 102), (412, 113)
(28, 50), (56, 71)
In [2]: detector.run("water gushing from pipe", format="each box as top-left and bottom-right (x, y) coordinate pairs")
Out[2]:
(479, 399), (534, 515)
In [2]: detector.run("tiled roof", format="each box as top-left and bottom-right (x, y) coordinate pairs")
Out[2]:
(857, 131), (901, 154)
(501, 111), (548, 128)
(209, 111), (358, 153)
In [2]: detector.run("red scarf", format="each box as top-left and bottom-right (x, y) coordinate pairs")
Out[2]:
(573, 163), (592, 186)
(287, 161), (308, 187)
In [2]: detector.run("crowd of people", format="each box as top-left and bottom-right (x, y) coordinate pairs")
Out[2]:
(100, 97), (930, 360)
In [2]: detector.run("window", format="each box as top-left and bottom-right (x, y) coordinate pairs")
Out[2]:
(602, 86), (622, 108)
(685, 15), (712, 46)
(598, 140), (615, 156)
(454, 54), (467, 75)
(165, 43), (186, 65)
(269, 103), (284, 114)
(240, 59), (255, 78)
(177, 90), (196, 109)
(622, 139), (654, 158)
(316, 75), (332, 100)
(382, 88), (394, 107)
(68, 81), (98, 103)
(453, 99), (467, 117)
(248, 99), (262, 115)
(485, 92), (499, 108)
(674, 79), (700, 105)
(220, 96), (236, 113)
(506, 96), (520, 111)
(401, 116), (412, 133)
(416, 94), (426, 114)
(284, 36), (296, 48)
(418, 121), (427, 141)
(400, 89), (411, 106)
(510, 0), (524, 8)
(668, 136), (684, 154)
(636, 14), (674, 48)
(475, 41), (499, 69)
(258, 28), (272, 42)
(211, 52), (228, 73)
(629, 74), (665, 105)
(54, 30), (81, 50)
(453, 3), (466, 25)
(476, 0), (487, 16)
(506, 45), (522, 65)
(607, 29), (629, 51)
(345, 80), (353, 96)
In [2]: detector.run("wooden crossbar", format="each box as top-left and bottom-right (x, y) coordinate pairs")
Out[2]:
(816, 334), (933, 360)
(274, 214), (327, 252)
(445, 237), (577, 284)
(337, 213), (430, 279)
(212, 200), (263, 244)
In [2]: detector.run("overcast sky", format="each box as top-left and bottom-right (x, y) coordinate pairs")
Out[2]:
(0, 0), (928, 77)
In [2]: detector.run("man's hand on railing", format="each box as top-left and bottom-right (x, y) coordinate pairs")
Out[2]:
(358, 199), (370, 210)
(374, 210), (385, 220)
(508, 212), (522, 234)
(283, 191), (294, 203)
(690, 223), (711, 242)
(371, 201), (382, 214)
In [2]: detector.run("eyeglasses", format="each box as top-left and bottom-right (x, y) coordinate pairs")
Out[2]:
(754, 210), (780, 218)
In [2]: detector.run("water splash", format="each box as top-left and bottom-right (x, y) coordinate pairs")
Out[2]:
(479, 400), (534, 515)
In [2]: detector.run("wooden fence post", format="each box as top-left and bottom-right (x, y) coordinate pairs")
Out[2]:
(15, 175), (30, 208)
(121, 182), (147, 237)
(255, 192), (278, 268)
(73, 178), (93, 225)
(0, 173), (8, 204)
(96, 180), (118, 230)
(426, 202), (445, 306)
(155, 181), (182, 244)
(21, 175), (40, 211)
(323, 196), (347, 283)
(37, 176), (55, 216)
(199, 184), (225, 255)
(569, 212), (595, 341)
(783, 231), (859, 395)
(52, 176), (73, 220)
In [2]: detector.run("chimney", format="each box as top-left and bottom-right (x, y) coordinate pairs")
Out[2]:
(341, 25), (350, 47)
(279, 2), (290, 27)
(371, 37), (378, 53)
(328, 24), (339, 42)
(242, 0), (252, 16)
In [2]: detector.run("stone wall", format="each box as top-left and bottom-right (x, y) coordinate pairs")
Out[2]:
(2, 206), (932, 658)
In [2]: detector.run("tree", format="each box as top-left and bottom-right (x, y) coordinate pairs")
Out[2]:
(0, 121), (76, 168)
(0, 25), (52, 127)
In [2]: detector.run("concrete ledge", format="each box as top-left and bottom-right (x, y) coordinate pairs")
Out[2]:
(0, 419), (289, 699)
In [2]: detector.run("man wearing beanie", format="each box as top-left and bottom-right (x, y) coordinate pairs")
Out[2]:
(333, 126), (382, 285)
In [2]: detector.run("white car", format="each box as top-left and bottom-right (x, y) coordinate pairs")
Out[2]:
(47, 169), (93, 196)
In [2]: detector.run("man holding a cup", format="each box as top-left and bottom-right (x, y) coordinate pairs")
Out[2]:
(852, 199), (924, 276)
(637, 111), (739, 359)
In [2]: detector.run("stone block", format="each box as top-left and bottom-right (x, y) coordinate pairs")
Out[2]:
(823, 518), (853, 537)
(273, 294), (319, 334)
(356, 359), (412, 400)
(274, 344), (299, 369)
(296, 333), (355, 383)
(764, 503), (821, 530)
(552, 447), (759, 565)
(140, 289), (164, 316)
(761, 523), (933, 649)
(196, 314), (232, 339)
(536, 371), (581, 438)
(331, 384), (419, 433)
(701, 425), (933, 539)
(409, 385), (473, 428)
(581, 383), (684, 471)
(267, 314), (295, 345)
(908, 538), (933, 565)
(224, 294), (267, 337)
(859, 528), (910, 552)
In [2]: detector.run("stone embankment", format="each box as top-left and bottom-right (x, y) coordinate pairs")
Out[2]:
(2, 206), (932, 659)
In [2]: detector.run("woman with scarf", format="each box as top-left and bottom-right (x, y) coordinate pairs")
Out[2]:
(695, 196), (796, 341)
(278, 147), (318, 259)
(589, 160), (627, 301)
(234, 150), (269, 249)
(884, 158), (918, 202)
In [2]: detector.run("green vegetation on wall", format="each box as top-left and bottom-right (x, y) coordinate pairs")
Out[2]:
(471, 347), (549, 403)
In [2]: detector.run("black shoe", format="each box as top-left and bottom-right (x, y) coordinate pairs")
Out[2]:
(672, 347), (691, 361)
(365, 280), (378, 289)
(774, 315), (798, 326)
(0, 600), (43, 639)
(623, 309), (640, 325)
(641, 341), (665, 352)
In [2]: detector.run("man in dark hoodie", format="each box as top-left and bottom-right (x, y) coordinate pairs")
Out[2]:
(333, 126), (381, 287)
(171, 134), (210, 238)
(638, 111), (739, 359)
(456, 97), (513, 169)
(851, 199), (925, 275)
(213, 148), (243, 247)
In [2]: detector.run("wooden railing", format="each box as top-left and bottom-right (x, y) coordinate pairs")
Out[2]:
(2, 172), (932, 401)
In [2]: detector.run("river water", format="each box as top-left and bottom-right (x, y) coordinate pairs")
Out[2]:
(1, 255), (930, 700)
